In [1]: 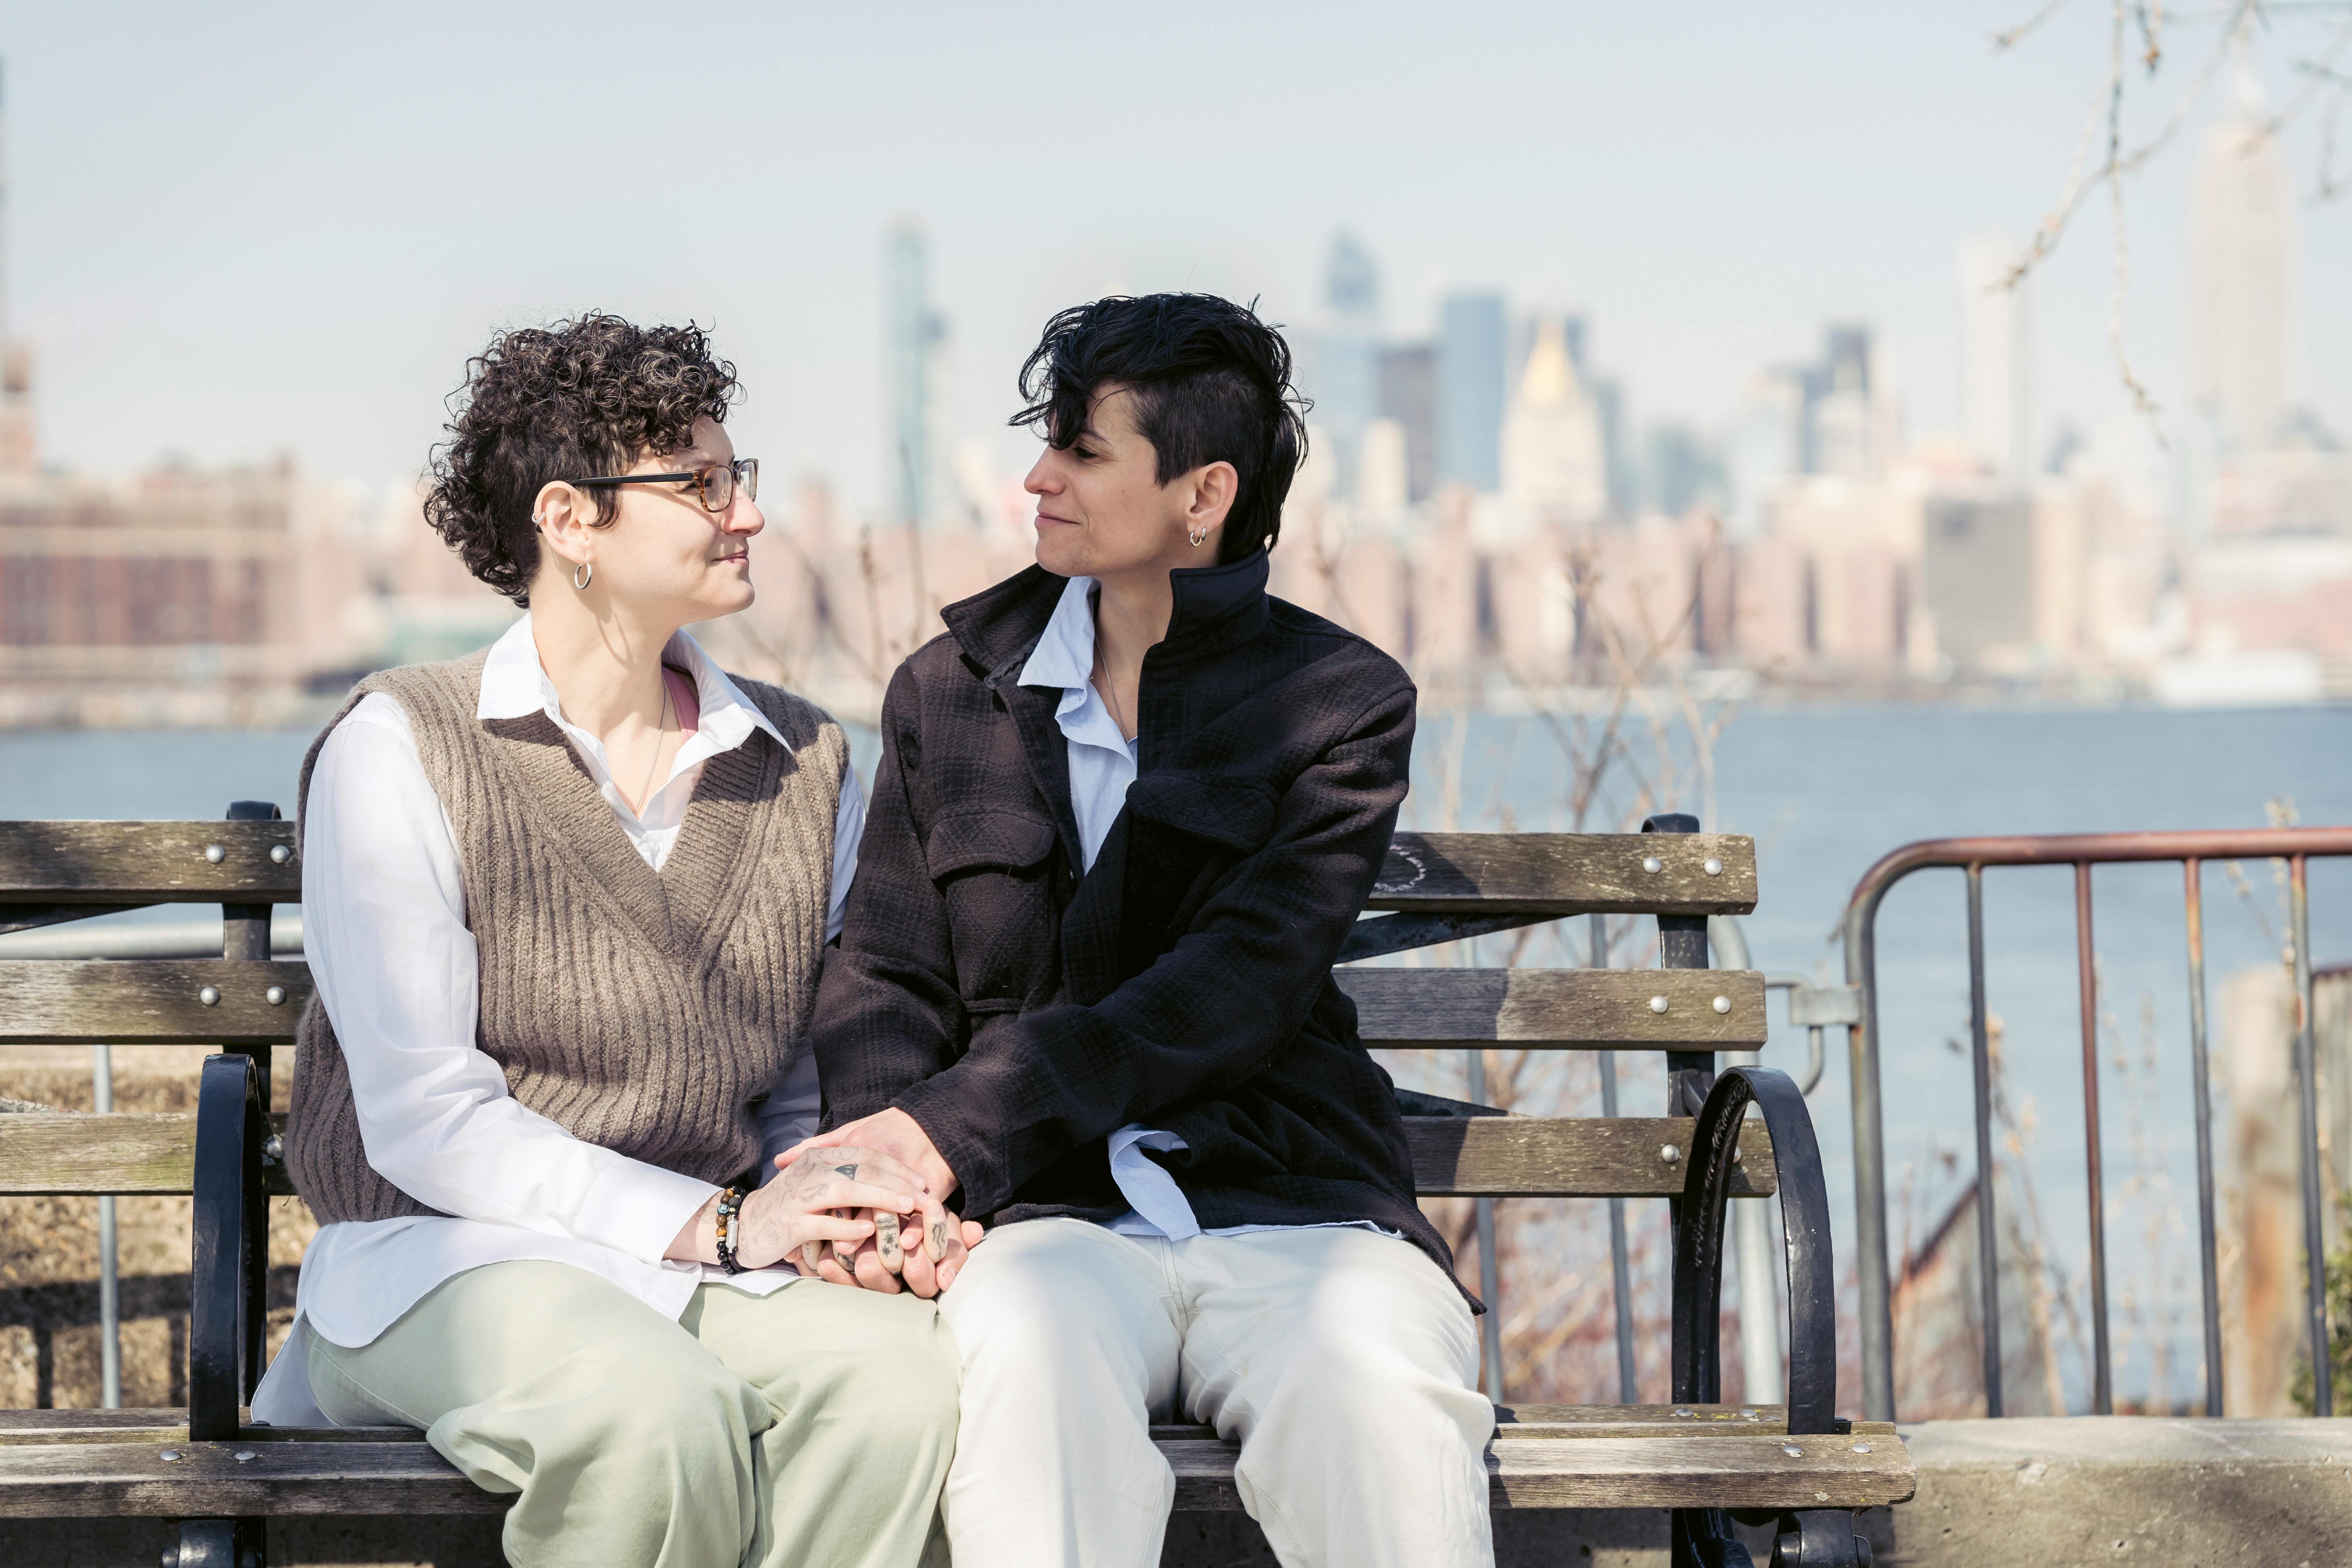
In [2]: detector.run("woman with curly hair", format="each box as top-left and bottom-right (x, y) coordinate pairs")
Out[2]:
(248, 313), (962, 1568)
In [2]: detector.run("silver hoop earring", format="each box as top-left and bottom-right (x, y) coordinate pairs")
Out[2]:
(1188, 525), (1209, 547)
(573, 561), (594, 591)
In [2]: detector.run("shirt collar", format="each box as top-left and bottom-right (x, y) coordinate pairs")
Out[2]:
(1016, 574), (1099, 692)
(477, 614), (792, 754)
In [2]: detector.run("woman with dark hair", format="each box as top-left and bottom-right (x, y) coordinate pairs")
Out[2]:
(248, 314), (960, 1568)
(802, 293), (1494, 1568)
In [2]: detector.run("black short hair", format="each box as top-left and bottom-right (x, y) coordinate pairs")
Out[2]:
(1009, 294), (1310, 563)
(423, 313), (739, 606)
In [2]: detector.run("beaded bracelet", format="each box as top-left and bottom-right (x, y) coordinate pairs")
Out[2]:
(713, 1186), (747, 1275)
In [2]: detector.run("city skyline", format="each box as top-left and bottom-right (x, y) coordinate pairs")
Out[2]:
(0, 5), (2345, 513)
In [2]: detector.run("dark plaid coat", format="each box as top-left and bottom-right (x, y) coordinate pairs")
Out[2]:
(810, 550), (1459, 1288)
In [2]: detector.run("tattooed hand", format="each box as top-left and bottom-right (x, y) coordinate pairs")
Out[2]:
(819, 1207), (989, 1297)
(777, 1108), (979, 1294)
(776, 1108), (959, 1223)
(722, 1145), (946, 1273)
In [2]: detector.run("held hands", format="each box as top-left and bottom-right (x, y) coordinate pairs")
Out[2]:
(777, 1107), (984, 1298)
(725, 1144), (945, 1272)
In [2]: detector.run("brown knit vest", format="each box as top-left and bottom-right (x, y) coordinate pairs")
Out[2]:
(286, 648), (848, 1225)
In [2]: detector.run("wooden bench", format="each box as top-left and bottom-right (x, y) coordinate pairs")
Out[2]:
(0, 808), (1910, 1568)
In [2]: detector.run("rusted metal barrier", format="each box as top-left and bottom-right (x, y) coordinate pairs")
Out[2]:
(1842, 827), (2352, 1423)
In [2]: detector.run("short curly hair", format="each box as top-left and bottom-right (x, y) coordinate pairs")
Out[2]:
(423, 313), (740, 605)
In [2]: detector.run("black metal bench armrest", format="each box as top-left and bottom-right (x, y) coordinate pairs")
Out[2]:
(1667, 1065), (1873, 1568)
(189, 1052), (263, 1443)
(1670, 1065), (1837, 1435)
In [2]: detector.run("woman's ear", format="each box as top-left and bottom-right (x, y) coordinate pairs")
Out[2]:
(532, 481), (595, 577)
(1183, 461), (1237, 547)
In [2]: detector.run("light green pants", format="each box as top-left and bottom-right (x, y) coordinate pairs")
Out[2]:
(305, 1260), (957, 1568)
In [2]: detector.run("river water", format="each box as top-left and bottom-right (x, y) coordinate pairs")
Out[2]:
(4, 702), (2348, 1410)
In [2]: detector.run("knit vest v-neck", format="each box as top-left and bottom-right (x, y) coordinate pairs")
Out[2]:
(285, 648), (849, 1226)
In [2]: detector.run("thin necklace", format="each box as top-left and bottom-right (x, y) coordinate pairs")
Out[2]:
(1092, 641), (1132, 740)
(637, 675), (673, 814)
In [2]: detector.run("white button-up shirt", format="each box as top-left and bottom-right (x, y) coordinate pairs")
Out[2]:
(250, 615), (865, 1427)
(1017, 574), (1384, 1243)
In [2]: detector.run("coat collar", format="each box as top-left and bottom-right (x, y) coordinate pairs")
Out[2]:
(940, 551), (1272, 680)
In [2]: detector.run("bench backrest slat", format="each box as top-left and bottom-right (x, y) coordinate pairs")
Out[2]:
(0, 960), (311, 1045)
(0, 1112), (1776, 1202)
(0, 822), (300, 906)
(1340, 969), (1764, 1050)
(1370, 832), (1755, 916)
(1407, 1116), (1773, 1198)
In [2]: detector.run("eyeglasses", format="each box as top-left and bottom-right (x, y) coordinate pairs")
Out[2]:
(572, 457), (758, 514)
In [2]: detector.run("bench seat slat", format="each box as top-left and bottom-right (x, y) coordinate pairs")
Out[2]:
(1371, 833), (1757, 917)
(0, 1112), (1773, 1201)
(0, 1407), (1902, 1448)
(0, 960), (310, 1044)
(0, 1434), (1912, 1516)
(1341, 969), (1765, 1049)
(0, 822), (300, 906)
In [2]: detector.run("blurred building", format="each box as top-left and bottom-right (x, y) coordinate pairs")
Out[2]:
(1921, 490), (2034, 672)
(2189, 64), (2297, 459)
(1308, 231), (1383, 502)
(1499, 316), (1607, 530)
(882, 220), (960, 529)
(1376, 343), (1436, 503)
(1958, 237), (2034, 480)
(1436, 292), (1506, 492)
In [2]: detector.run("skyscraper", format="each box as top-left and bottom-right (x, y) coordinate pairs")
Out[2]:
(883, 220), (953, 526)
(1377, 344), (1436, 503)
(0, 58), (31, 478)
(1436, 292), (1506, 492)
(1501, 315), (1606, 527)
(1310, 231), (1382, 501)
(1726, 367), (1806, 537)
(1958, 236), (2034, 479)
(2189, 62), (2298, 454)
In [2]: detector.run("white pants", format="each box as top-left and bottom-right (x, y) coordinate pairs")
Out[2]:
(935, 1217), (1495, 1568)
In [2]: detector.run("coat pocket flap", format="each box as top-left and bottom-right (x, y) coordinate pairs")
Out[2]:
(1122, 775), (1279, 854)
(924, 810), (1058, 879)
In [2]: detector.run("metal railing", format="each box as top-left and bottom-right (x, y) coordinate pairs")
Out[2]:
(1843, 826), (2352, 1423)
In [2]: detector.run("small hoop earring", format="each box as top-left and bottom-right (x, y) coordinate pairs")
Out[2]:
(1188, 525), (1209, 547)
(573, 560), (594, 591)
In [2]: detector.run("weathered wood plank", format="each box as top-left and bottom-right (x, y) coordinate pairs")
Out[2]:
(0, 1433), (1915, 1516)
(1152, 1410), (1900, 1442)
(0, 1412), (416, 1447)
(1369, 833), (1757, 917)
(0, 821), (299, 906)
(0, 1112), (294, 1197)
(1407, 1117), (1775, 1198)
(1479, 1435), (1915, 1511)
(0, 1441), (503, 1518)
(1161, 1435), (1914, 1511)
(1493, 1405), (1900, 1440)
(7, 1110), (1775, 1202)
(0, 1114), (198, 1196)
(9, 1407), (1898, 1449)
(1341, 968), (1766, 1049)
(0, 960), (310, 1044)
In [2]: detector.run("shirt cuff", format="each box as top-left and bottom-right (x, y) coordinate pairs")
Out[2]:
(574, 1160), (722, 1264)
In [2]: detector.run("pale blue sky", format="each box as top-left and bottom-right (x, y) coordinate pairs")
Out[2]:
(4, 2), (2346, 507)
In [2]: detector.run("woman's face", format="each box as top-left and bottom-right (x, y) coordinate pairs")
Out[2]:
(1024, 385), (1221, 581)
(552, 415), (762, 624)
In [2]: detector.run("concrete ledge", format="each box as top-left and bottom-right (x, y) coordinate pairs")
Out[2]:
(1885, 1417), (2352, 1565)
